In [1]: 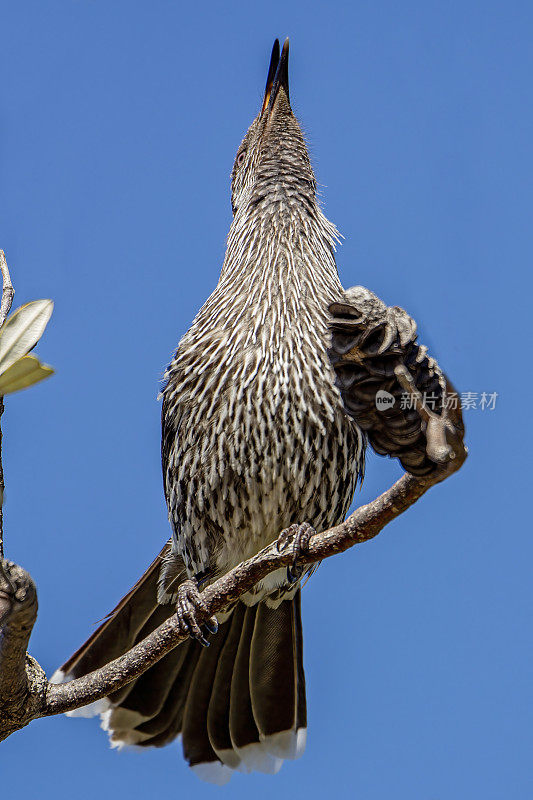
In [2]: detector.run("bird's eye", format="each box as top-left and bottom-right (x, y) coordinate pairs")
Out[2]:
(237, 150), (246, 166)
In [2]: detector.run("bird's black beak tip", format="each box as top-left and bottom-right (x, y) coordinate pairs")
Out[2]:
(262, 37), (290, 114)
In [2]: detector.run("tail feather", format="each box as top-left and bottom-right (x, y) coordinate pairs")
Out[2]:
(53, 552), (307, 784)
(250, 594), (306, 763)
(108, 627), (190, 722)
(206, 604), (247, 768)
(250, 598), (297, 739)
(132, 642), (201, 746)
(181, 623), (232, 767)
(295, 591), (307, 734)
(229, 605), (262, 755)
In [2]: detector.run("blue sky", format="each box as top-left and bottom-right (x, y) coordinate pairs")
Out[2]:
(1, 1), (531, 798)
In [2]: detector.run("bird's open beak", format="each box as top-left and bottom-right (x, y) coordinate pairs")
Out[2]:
(261, 38), (290, 115)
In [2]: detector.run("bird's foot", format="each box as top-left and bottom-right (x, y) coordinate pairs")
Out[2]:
(175, 578), (218, 648)
(276, 522), (316, 584)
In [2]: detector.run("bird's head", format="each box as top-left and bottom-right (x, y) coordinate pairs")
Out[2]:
(230, 39), (317, 217)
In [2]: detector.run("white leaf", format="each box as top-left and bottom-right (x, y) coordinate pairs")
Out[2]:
(0, 354), (54, 395)
(0, 299), (54, 377)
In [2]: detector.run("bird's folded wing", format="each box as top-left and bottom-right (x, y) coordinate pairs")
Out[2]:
(328, 286), (465, 477)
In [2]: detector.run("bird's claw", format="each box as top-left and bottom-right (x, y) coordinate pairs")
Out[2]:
(276, 522), (315, 584)
(329, 287), (417, 358)
(175, 578), (218, 647)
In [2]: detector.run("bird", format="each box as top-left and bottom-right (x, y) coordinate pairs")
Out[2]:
(53, 38), (461, 784)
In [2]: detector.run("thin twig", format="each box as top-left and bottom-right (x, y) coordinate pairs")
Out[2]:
(0, 251), (13, 560)
(0, 251), (15, 330)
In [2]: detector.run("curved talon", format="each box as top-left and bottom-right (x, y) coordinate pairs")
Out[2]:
(175, 578), (218, 648)
(276, 522), (316, 584)
(203, 617), (219, 634)
(378, 319), (395, 354)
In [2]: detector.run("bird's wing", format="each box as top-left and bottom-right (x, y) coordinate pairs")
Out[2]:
(327, 286), (465, 476)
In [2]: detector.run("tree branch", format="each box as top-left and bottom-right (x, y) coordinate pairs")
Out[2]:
(0, 251), (15, 331)
(44, 464), (461, 714)
(0, 439), (465, 738)
(0, 560), (47, 739)
(0, 245), (467, 741)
